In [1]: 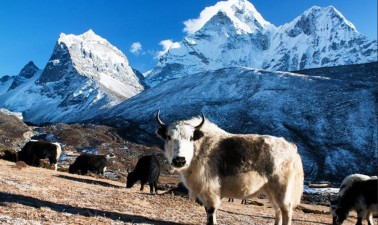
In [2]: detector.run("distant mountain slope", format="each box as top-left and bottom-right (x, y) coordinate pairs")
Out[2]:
(0, 108), (32, 150)
(146, 0), (377, 87)
(96, 62), (378, 181)
(0, 30), (145, 124)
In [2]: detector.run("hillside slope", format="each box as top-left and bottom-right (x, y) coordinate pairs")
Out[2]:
(0, 159), (356, 225)
(98, 62), (378, 182)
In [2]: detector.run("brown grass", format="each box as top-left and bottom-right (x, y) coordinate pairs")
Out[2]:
(0, 160), (371, 225)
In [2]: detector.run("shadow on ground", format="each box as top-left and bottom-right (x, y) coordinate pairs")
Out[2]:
(56, 174), (124, 189)
(0, 192), (187, 225)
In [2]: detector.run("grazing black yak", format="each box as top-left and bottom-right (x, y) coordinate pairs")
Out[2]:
(330, 174), (378, 225)
(69, 153), (114, 175)
(18, 140), (61, 170)
(126, 154), (160, 194)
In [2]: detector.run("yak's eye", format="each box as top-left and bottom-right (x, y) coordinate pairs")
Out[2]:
(190, 136), (194, 141)
(167, 135), (171, 140)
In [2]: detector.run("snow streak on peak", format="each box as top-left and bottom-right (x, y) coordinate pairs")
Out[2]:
(183, 0), (272, 34)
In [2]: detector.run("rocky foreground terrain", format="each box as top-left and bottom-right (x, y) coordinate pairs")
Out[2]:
(1, 159), (370, 225)
(0, 110), (376, 224)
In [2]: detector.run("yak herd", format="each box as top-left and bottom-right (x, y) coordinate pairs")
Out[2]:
(2, 112), (377, 225)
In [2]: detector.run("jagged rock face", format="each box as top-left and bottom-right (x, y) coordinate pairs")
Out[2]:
(98, 62), (378, 181)
(0, 30), (145, 124)
(8, 61), (39, 91)
(39, 43), (72, 84)
(146, 1), (377, 87)
(39, 30), (145, 101)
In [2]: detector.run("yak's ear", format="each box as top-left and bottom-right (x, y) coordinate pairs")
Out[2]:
(193, 130), (204, 141)
(156, 126), (168, 140)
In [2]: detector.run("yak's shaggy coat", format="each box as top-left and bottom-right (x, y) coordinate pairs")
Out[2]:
(156, 113), (304, 225)
(330, 174), (378, 225)
(18, 140), (62, 171)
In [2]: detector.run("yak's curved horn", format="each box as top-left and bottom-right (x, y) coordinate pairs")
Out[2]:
(195, 112), (205, 130)
(156, 110), (165, 126)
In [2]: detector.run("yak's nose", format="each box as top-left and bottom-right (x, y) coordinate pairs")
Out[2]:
(172, 156), (186, 167)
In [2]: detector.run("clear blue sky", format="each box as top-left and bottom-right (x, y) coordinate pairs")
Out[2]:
(0, 0), (376, 76)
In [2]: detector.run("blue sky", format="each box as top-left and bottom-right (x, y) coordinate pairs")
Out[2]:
(0, 0), (376, 76)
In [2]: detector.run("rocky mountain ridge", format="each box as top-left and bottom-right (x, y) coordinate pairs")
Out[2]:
(0, 30), (145, 124)
(146, 1), (377, 86)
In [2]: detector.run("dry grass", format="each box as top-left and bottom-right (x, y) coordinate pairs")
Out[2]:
(0, 118), (375, 224)
(0, 160), (372, 225)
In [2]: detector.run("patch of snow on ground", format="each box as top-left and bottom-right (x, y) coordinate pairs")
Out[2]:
(303, 185), (339, 195)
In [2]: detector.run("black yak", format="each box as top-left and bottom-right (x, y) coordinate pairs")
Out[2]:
(69, 153), (114, 175)
(126, 154), (160, 194)
(18, 140), (62, 170)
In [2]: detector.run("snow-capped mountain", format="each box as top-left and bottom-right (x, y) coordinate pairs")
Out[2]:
(0, 30), (145, 123)
(146, 0), (377, 87)
(97, 62), (378, 181)
(0, 61), (40, 96)
(265, 6), (377, 71)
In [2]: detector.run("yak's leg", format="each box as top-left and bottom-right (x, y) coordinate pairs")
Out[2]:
(280, 205), (293, 225)
(356, 209), (367, 225)
(356, 217), (363, 225)
(366, 211), (374, 225)
(101, 167), (106, 175)
(154, 180), (159, 194)
(48, 157), (58, 171)
(265, 192), (282, 225)
(149, 182), (154, 194)
(205, 207), (216, 225)
(266, 177), (296, 225)
(200, 193), (221, 225)
(273, 205), (283, 225)
(82, 169), (88, 175)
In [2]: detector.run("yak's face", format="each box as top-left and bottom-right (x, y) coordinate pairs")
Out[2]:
(165, 124), (196, 170)
(156, 112), (205, 171)
(126, 172), (137, 188)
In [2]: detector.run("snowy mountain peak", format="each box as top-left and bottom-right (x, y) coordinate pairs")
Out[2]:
(289, 5), (358, 35)
(81, 29), (97, 38)
(147, 3), (376, 86)
(184, 0), (272, 35)
(6, 61), (40, 91)
(312, 6), (356, 30)
(0, 30), (145, 123)
(42, 30), (144, 99)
